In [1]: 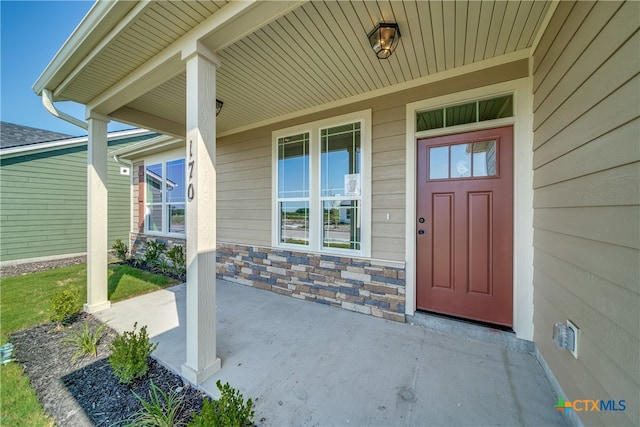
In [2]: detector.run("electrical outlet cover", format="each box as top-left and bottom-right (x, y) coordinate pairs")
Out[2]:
(567, 319), (579, 359)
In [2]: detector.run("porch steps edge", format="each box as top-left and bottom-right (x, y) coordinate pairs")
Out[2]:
(406, 311), (535, 353)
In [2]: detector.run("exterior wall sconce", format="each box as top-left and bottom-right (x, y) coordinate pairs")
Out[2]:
(216, 99), (223, 116)
(368, 23), (401, 59)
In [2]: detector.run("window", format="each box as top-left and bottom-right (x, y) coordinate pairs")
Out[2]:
(274, 111), (371, 255)
(321, 123), (361, 250)
(278, 133), (310, 246)
(416, 95), (513, 132)
(429, 140), (497, 180)
(145, 158), (185, 235)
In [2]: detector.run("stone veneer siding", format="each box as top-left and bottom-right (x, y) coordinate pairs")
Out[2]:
(129, 237), (407, 322)
(216, 243), (406, 322)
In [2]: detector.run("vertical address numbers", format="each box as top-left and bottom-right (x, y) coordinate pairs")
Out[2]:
(187, 140), (195, 200)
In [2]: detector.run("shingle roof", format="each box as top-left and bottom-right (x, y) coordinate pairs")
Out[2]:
(0, 121), (75, 150)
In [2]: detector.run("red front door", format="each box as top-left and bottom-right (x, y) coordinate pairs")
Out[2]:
(416, 126), (513, 326)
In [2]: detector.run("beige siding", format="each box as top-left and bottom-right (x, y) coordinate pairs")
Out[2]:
(216, 132), (272, 246)
(532, 1), (640, 426)
(215, 59), (528, 262)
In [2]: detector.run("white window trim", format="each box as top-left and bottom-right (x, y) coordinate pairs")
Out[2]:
(405, 78), (534, 341)
(272, 109), (372, 257)
(143, 149), (186, 238)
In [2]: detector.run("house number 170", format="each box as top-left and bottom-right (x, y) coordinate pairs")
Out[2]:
(187, 140), (195, 200)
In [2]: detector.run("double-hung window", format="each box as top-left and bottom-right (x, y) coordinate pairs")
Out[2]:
(277, 132), (310, 246)
(145, 157), (186, 236)
(273, 110), (371, 256)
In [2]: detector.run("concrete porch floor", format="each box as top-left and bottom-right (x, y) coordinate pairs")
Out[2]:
(95, 280), (569, 426)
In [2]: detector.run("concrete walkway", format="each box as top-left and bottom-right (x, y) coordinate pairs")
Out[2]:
(95, 280), (569, 427)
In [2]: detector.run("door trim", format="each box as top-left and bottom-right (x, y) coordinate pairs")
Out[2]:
(405, 78), (534, 340)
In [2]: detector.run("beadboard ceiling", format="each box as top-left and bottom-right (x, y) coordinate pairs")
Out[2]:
(45, 0), (551, 136)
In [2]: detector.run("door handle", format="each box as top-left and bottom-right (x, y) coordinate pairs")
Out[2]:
(418, 230), (425, 235)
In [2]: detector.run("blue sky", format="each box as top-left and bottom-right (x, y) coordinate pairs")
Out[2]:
(1, 1), (132, 136)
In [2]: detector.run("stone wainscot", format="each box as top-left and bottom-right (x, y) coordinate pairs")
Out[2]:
(217, 243), (406, 322)
(130, 235), (406, 322)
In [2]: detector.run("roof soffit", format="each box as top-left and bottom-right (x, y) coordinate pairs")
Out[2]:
(85, 1), (305, 116)
(38, 1), (552, 137)
(33, 1), (138, 96)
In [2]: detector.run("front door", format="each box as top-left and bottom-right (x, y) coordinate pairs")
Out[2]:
(416, 126), (513, 326)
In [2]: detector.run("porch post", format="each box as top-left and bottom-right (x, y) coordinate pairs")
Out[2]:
(84, 112), (111, 313)
(181, 41), (221, 385)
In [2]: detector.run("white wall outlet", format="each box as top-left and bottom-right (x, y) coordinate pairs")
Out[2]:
(567, 319), (579, 359)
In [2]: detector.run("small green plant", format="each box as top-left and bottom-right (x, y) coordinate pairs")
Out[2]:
(166, 245), (186, 279)
(143, 240), (167, 269)
(50, 286), (80, 324)
(188, 380), (254, 427)
(109, 322), (158, 384)
(126, 380), (185, 426)
(112, 238), (129, 262)
(62, 320), (106, 362)
(157, 259), (172, 275)
(132, 257), (144, 268)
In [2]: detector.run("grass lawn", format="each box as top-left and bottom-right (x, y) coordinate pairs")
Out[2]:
(0, 263), (180, 426)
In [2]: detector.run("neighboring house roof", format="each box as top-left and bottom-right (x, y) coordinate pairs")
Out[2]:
(0, 126), (156, 159)
(0, 121), (73, 149)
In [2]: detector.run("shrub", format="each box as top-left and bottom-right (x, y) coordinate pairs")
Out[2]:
(112, 238), (129, 262)
(132, 257), (144, 269)
(126, 380), (185, 426)
(109, 322), (158, 384)
(50, 287), (80, 324)
(166, 245), (186, 279)
(62, 320), (106, 362)
(188, 380), (254, 427)
(157, 259), (172, 276)
(143, 240), (167, 269)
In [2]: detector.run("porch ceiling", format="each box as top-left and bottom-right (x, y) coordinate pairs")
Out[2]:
(36, 0), (551, 137)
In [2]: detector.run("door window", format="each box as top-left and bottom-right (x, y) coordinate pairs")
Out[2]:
(428, 140), (497, 180)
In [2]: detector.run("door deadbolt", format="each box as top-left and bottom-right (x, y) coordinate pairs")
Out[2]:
(418, 217), (425, 223)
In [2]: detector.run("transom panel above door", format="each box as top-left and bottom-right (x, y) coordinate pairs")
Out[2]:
(416, 126), (513, 326)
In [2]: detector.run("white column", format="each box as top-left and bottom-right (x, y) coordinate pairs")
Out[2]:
(181, 41), (221, 385)
(84, 112), (111, 313)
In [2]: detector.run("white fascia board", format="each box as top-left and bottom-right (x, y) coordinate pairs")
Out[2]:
(88, 0), (306, 116)
(531, 1), (560, 54)
(110, 134), (183, 160)
(0, 128), (152, 159)
(109, 107), (186, 138)
(55, 1), (156, 99)
(32, 1), (137, 97)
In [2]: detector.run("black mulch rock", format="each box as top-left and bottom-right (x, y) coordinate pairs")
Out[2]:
(0, 256), (88, 278)
(10, 313), (208, 426)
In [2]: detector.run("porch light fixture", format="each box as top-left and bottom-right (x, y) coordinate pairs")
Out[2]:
(367, 22), (401, 59)
(216, 99), (224, 116)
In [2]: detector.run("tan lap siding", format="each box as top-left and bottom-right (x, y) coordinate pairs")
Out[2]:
(371, 105), (406, 262)
(216, 132), (272, 246)
(532, 1), (640, 426)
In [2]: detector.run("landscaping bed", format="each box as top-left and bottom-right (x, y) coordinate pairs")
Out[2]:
(10, 313), (206, 426)
(0, 255), (88, 279)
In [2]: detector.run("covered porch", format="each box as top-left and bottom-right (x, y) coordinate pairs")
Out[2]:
(33, 2), (640, 425)
(33, 0), (553, 386)
(95, 279), (568, 426)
